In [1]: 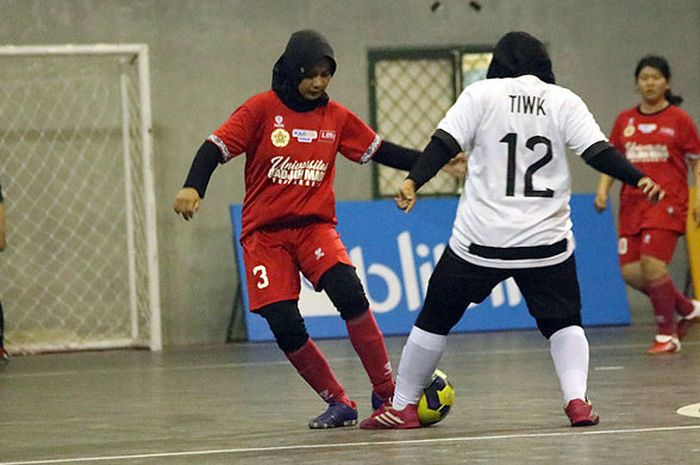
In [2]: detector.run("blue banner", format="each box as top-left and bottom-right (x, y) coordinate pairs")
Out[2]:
(230, 194), (629, 341)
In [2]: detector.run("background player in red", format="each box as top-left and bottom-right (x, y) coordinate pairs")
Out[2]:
(174, 30), (423, 428)
(0, 183), (8, 362)
(595, 55), (700, 355)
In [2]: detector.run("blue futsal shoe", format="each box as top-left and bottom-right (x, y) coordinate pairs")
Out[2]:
(308, 400), (358, 429)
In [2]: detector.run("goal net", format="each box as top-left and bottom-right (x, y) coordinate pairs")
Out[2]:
(0, 44), (162, 353)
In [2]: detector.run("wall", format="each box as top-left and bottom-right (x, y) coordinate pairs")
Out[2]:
(1, 0), (698, 344)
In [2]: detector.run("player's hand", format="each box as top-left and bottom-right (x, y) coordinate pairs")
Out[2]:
(593, 190), (608, 213)
(636, 177), (664, 204)
(396, 179), (417, 212)
(173, 187), (201, 221)
(441, 153), (468, 177)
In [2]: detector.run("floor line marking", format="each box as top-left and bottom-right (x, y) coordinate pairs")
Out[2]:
(2, 424), (700, 465)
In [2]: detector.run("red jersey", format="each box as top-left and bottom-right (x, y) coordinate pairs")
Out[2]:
(209, 90), (381, 238)
(610, 105), (700, 234)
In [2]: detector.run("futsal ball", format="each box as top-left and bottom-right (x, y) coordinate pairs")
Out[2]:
(417, 368), (455, 425)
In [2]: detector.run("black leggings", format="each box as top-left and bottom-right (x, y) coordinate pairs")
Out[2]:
(416, 247), (583, 339)
(258, 263), (371, 352)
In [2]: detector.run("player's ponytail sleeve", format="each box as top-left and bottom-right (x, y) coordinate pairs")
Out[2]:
(407, 129), (462, 190)
(372, 140), (422, 171)
(183, 140), (225, 198)
(582, 141), (644, 187)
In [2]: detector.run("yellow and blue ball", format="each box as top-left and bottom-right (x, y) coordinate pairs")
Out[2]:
(417, 368), (455, 425)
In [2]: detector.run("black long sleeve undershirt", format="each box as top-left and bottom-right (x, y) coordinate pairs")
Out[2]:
(372, 140), (422, 171)
(183, 140), (223, 198)
(581, 141), (644, 187)
(407, 129), (462, 190)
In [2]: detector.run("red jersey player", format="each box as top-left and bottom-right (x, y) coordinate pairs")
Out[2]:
(174, 30), (423, 428)
(595, 55), (700, 355)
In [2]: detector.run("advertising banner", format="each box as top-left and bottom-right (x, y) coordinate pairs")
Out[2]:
(230, 194), (630, 341)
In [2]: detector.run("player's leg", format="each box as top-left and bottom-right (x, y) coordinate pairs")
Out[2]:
(620, 232), (695, 322)
(515, 255), (598, 427)
(638, 229), (693, 351)
(318, 263), (394, 408)
(257, 300), (357, 428)
(299, 224), (395, 408)
(243, 230), (356, 428)
(360, 247), (504, 429)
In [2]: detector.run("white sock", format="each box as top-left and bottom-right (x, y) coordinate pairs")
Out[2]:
(549, 325), (589, 403)
(393, 326), (447, 410)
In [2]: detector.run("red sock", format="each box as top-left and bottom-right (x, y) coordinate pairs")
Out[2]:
(345, 310), (394, 399)
(285, 339), (351, 406)
(673, 289), (694, 316)
(640, 276), (693, 316)
(645, 276), (677, 335)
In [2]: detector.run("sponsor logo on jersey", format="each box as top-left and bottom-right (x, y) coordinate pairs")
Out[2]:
(637, 123), (657, 134)
(623, 125), (635, 137)
(271, 128), (290, 147)
(320, 130), (336, 142)
(267, 156), (328, 186)
(660, 127), (675, 136)
(624, 142), (669, 163)
(314, 247), (325, 260)
(274, 115), (284, 128)
(292, 129), (318, 143)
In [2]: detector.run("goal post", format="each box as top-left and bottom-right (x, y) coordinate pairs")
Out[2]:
(0, 44), (162, 353)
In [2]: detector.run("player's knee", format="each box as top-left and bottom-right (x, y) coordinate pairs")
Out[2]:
(319, 263), (369, 321)
(536, 314), (582, 339)
(258, 300), (309, 352)
(415, 308), (457, 336)
(639, 256), (668, 283)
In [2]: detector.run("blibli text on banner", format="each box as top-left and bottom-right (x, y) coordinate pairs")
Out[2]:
(230, 195), (629, 341)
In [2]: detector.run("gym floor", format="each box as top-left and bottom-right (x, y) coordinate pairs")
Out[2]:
(1, 324), (699, 464)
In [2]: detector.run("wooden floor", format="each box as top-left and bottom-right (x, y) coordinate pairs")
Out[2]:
(1, 324), (699, 464)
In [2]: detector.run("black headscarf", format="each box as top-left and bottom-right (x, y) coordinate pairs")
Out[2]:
(486, 31), (555, 84)
(271, 30), (337, 112)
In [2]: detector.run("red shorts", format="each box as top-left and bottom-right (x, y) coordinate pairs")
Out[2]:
(240, 222), (353, 311)
(618, 229), (680, 266)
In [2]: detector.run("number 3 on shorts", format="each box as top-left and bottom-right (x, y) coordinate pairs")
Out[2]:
(252, 265), (270, 289)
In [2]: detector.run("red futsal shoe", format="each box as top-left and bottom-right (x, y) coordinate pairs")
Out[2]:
(646, 334), (681, 355)
(359, 403), (421, 430)
(565, 398), (600, 427)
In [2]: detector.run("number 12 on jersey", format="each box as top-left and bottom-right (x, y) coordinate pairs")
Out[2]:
(500, 133), (554, 198)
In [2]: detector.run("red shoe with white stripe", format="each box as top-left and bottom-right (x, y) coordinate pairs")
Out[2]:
(359, 403), (421, 429)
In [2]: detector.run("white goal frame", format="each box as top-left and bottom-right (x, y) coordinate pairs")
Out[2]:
(0, 44), (162, 352)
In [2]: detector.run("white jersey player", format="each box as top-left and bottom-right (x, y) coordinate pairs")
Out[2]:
(360, 31), (663, 430)
(442, 75), (610, 269)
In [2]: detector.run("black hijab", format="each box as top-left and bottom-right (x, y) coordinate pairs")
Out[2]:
(271, 30), (337, 112)
(486, 31), (555, 84)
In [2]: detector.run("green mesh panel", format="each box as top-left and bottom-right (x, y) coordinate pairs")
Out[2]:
(370, 49), (492, 198)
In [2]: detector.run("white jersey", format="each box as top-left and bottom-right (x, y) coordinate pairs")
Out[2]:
(438, 75), (607, 268)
